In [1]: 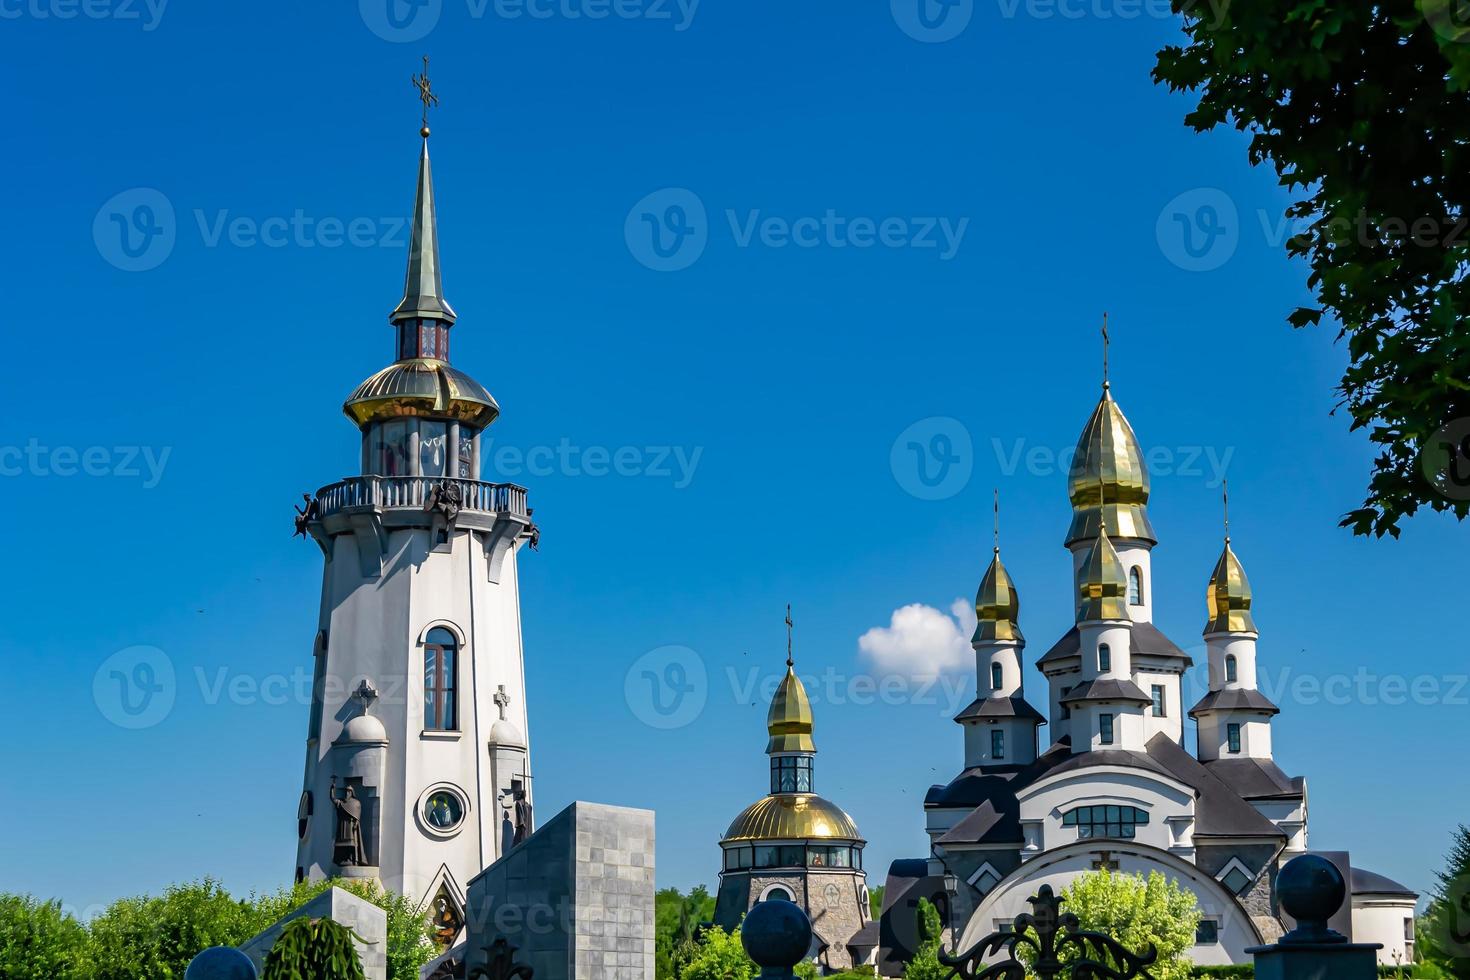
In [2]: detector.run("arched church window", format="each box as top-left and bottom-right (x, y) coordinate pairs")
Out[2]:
(762, 886), (793, 903)
(1062, 804), (1149, 839)
(1225, 655), (1238, 683)
(990, 662), (1004, 690)
(424, 627), (459, 731)
(1128, 567), (1144, 605)
(1098, 644), (1112, 672)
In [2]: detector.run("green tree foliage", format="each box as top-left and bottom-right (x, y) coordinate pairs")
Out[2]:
(902, 898), (948, 980)
(1036, 871), (1199, 980)
(88, 879), (266, 980)
(681, 925), (756, 980)
(260, 916), (366, 980)
(869, 886), (885, 921)
(655, 886), (717, 980)
(1154, 0), (1470, 537)
(258, 879), (436, 980)
(0, 895), (92, 980)
(1420, 824), (1470, 976)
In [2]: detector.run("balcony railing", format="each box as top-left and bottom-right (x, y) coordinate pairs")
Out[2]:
(313, 476), (529, 521)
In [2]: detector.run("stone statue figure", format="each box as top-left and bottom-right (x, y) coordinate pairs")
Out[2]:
(331, 778), (368, 867)
(424, 480), (462, 524)
(512, 786), (533, 846)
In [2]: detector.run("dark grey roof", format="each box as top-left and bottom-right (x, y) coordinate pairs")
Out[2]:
(1060, 678), (1152, 705)
(1188, 688), (1281, 717)
(1351, 868), (1417, 898)
(877, 859), (944, 973)
(847, 920), (881, 950)
(955, 694), (1047, 723)
(1037, 621), (1194, 668)
(937, 799), (1018, 847)
(1203, 758), (1304, 800)
(1144, 734), (1285, 839)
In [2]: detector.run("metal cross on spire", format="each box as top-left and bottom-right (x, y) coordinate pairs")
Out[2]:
(412, 55), (439, 138)
(1101, 312), (1111, 390)
(785, 604), (794, 668)
(1223, 479), (1231, 544)
(993, 487), (1001, 555)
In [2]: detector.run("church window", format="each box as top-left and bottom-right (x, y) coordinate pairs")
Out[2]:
(1098, 644), (1112, 672)
(972, 867), (1001, 897)
(771, 755), (814, 794)
(424, 627), (459, 731)
(1227, 723), (1241, 754)
(423, 790), (464, 831)
(1226, 655), (1238, 683)
(1062, 804), (1149, 839)
(1151, 685), (1166, 717)
(371, 421), (411, 476)
(762, 886), (794, 903)
(458, 427), (476, 478)
(991, 729), (1005, 759)
(419, 421), (448, 477)
(1099, 713), (1114, 745)
(1221, 866), (1253, 895)
(808, 845), (852, 868)
(1196, 920), (1220, 945)
(1128, 567), (1143, 605)
(725, 846), (753, 871)
(991, 662), (1004, 691)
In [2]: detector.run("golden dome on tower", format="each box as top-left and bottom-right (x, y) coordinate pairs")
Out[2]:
(1205, 542), (1257, 634)
(722, 794), (862, 842)
(1067, 389), (1157, 547)
(766, 666), (816, 754)
(1077, 527), (1130, 622)
(975, 550), (1023, 643)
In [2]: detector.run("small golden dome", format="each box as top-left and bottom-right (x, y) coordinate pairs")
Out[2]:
(343, 359), (499, 428)
(767, 666), (815, 754)
(974, 549), (1023, 643)
(1067, 390), (1156, 546)
(1205, 542), (1257, 634)
(722, 794), (862, 842)
(1077, 528), (1130, 622)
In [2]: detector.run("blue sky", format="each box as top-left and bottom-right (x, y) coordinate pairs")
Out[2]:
(1, 0), (1465, 917)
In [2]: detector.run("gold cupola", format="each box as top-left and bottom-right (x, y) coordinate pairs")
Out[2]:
(1077, 525), (1130, 622)
(975, 548), (1023, 643)
(766, 665), (816, 755)
(1066, 387), (1157, 547)
(1205, 541), (1257, 634)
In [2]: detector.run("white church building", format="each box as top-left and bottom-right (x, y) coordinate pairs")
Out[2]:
(877, 380), (1418, 972)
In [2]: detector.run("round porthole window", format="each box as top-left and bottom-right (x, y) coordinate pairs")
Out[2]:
(416, 784), (469, 839)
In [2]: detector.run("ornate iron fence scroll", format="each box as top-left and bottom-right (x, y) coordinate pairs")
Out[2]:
(938, 884), (1158, 980)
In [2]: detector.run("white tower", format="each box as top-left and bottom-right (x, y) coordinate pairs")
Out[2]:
(293, 112), (536, 934)
(956, 534), (1044, 768)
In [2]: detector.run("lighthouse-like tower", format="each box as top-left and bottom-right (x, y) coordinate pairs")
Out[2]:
(293, 95), (536, 935)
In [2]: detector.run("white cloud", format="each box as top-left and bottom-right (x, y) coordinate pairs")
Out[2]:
(858, 599), (977, 680)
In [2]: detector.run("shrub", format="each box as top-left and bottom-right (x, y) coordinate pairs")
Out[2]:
(260, 916), (365, 980)
(0, 895), (91, 980)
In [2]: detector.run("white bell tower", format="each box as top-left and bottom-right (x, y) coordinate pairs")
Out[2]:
(293, 95), (536, 933)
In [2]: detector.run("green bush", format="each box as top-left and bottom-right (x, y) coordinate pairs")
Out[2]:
(681, 925), (756, 980)
(88, 879), (267, 980)
(260, 916), (365, 980)
(0, 895), (92, 980)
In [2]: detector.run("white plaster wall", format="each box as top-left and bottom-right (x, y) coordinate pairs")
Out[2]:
(963, 718), (1037, 768)
(1197, 714), (1272, 762)
(1015, 767), (1195, 855)
(1045, 666), (1079, 747)
(1079, 623), (1133, 681)
(1070, 702), (1146, 752)
(1205, 634), (1258, 689)
(1352, 897), (1417, 966)
(1135, 670), (1183, 744)
(977, 641), (1022, 696)
(297, 526), (532, 907)
(1070, 545), (1153, 625)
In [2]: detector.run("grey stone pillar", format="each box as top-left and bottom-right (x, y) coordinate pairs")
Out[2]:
(1247, 854), (1381, 980)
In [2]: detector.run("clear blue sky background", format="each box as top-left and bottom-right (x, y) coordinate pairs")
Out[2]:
(1, 0), (1464, 918)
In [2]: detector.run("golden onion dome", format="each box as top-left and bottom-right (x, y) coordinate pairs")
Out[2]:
(1205, 541), (1257, 634)
(722, 794), (862, 842)
(767, 666), (815, 754)
(1067, 389), (1156, 547)
(974, 549), (1023, 643)
(343, 358), (500, 429)
(1077, 528), (1130, 622)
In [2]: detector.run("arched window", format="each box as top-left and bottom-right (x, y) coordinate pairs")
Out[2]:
(1225, 654), (1238, 683)
(1063, 804), (1150, 839)
(762, 886), (794, 903)
(990, 662), (1004, 691)
(1098, 643), (1112, 673)
(1128, 567), (1144, 605)
(424, 627), (459, 731)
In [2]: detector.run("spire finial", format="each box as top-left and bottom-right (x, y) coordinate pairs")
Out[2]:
(785, 604), (794, 668)
(1101, 312), (1111, 391)
(993, 488), (1001, 555)
(412, 55), (438, 138)
(1223, 479), (1231, 545)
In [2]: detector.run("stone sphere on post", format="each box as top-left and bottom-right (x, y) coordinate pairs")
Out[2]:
(184, 946), (259, 980)
(742, 899), (814, 977)
(1276, 854), (1347, 944)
